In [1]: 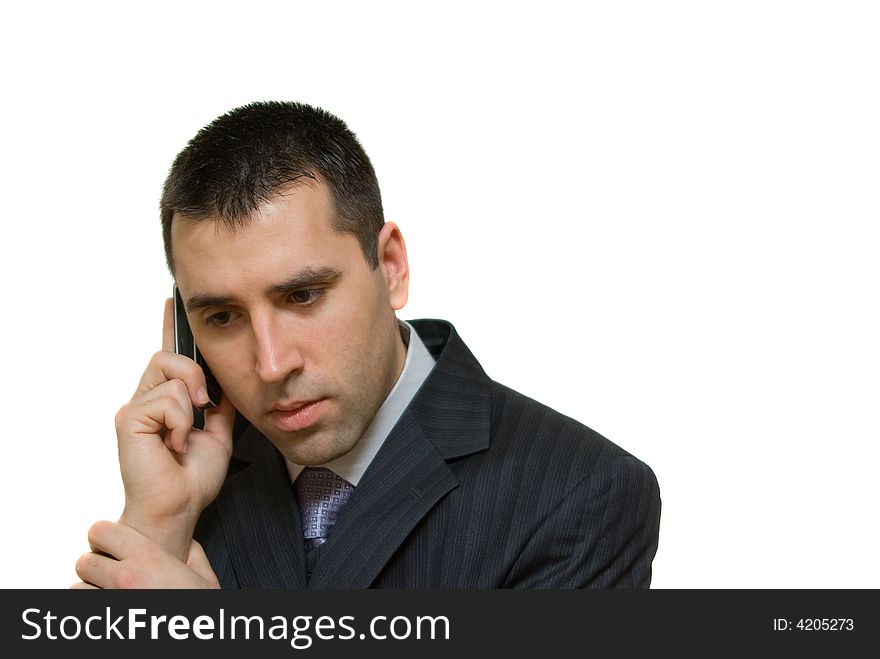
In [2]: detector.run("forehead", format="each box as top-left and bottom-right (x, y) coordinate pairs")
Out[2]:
(171, 181), (362, 294)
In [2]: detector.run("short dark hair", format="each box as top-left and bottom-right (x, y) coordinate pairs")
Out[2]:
(160, 101), (384, 275)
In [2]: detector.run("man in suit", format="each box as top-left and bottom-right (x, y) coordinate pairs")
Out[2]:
(74, 101), (660, 589)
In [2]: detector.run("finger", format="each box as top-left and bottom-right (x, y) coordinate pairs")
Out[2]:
(202, 394), (236, 453)
(87, 520), (160, 564)
(135, 351), (210, 409)
(122, 380), (195, 454)
(87, 521), (124, 559)
(70, 581), (100, 589)
(143, 378), (195, 454)
(75, 551), (123, 589)
(163, 297), (174, 352)
(121, 400), (191, 455)
(163, 396), (194, 454)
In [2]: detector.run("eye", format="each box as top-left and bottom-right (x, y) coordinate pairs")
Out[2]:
(288, 289), (326, 306)
(205, 310), (237, 328)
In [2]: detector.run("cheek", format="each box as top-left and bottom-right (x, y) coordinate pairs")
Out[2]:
(202, 345), (254, 403)
(307, 315), (373, 382)
(321, 283), (385, 347)
(313, 288), (391, 377)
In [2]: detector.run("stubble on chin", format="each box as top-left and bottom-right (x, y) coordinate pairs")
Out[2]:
(265, 416), (366, 466)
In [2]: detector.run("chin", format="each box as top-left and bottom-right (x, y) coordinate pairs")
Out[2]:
(265, 427), (357, 466)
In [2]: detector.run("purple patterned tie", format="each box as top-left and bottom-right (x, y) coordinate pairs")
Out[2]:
(294, 467), (355, 552)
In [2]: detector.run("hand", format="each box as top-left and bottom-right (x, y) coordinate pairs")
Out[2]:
(115, 298), (236, 559)
(72, 521), (219, 589)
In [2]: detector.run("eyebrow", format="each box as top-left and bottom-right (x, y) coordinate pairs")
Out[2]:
(266, 266), (343, 297)
(185, 266), (343, 312)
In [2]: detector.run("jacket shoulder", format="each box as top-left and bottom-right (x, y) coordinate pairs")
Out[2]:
(485, 380), (657, 487)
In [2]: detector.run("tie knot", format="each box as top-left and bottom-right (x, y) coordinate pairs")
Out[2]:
(294, 468), (354, 545)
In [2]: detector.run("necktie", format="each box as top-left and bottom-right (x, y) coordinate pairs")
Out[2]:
(294, 467), (355, 552)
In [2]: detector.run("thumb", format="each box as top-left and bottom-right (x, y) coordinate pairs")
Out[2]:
(186, 539), (220, 588)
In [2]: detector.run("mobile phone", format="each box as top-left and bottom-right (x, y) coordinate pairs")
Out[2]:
(173, 285), (222, 426)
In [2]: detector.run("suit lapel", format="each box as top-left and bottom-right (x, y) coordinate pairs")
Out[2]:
(306, 410), (457, 588)
(214, 425), (308, 589)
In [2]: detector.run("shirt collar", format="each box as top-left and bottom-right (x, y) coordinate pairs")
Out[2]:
(286, 319), (436, 485)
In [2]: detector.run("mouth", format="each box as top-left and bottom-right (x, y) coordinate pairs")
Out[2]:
(269, 399), (325, 432)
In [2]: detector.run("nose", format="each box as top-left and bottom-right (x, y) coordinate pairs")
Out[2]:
(252, 313), (305, 384)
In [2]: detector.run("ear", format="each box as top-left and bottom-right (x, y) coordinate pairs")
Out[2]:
(376, 222), (409, 310)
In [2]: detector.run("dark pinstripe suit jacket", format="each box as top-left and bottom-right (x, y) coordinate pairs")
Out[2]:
(194, 319), (661, 588)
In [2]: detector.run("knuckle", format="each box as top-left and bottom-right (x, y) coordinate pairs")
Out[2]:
(87, 520), (111, 546)
(154, 383), (187, 414)
(114, 405), (129, 429)
(180, 361), (205, 388)
(149, 350), (167, 366)
(167, 378), (190, 400)
(112, 566), (139, 590)
(163, 350), (199, 374)
(75, 553), (93, 575)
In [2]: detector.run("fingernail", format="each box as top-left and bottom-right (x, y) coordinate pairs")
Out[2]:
(197, 386), (209, 406)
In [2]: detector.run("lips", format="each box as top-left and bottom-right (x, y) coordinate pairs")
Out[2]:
(269, 399), (325, 432)
(273, 400), (314, 413)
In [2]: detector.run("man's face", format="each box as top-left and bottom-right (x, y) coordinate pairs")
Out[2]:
(171, 180), (409, 465)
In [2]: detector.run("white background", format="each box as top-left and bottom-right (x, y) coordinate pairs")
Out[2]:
(1, 1), (877, 589)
